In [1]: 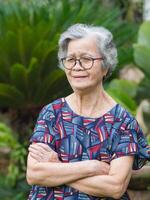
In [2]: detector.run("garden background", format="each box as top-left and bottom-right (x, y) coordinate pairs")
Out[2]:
(0, 0), (150, 199)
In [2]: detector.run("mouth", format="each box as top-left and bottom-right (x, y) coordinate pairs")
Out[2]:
(72, 76), (88, 78)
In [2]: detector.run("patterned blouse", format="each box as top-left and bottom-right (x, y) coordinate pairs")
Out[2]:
(28, 98), (150, 200)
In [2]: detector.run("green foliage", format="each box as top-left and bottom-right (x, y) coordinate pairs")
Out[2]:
(0, 122), (27, 189)
(0, 178), (29, 200)
(133, 21), (150, 101)
(147, 135), (150, 145)
(106, 79), (137, 114)
(0, 0), (137, 109)
(6, 143), (27, 186)
(0, 122), (17, 148)
(0, 1), (140, 198)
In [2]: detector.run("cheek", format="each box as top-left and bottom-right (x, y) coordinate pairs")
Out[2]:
(90, 68), (104, 82)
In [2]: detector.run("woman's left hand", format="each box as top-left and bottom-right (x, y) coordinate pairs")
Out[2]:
(28, 143), (60, 163)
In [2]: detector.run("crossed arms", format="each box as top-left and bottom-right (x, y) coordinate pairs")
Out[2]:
(26, 143), (134, 199)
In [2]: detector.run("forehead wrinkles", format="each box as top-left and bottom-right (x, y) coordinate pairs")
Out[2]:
(67, 52), (94, 57)
(67, 35), (100, 57)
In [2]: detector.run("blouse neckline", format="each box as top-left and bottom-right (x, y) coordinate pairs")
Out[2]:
(62, 97), (119, 120)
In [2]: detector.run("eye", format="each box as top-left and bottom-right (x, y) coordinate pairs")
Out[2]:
(66, 57), (75, 63)
(81, 57), (92, 63)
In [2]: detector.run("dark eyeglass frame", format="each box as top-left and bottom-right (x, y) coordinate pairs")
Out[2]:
(61, 56), (104, 70)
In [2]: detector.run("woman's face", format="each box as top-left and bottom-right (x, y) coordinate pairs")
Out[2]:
(64, 35), (107, 92)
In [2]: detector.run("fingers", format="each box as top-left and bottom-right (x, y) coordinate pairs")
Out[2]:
(28, 146), (40, 155)
(28, 143), (50, 155)
(36, 143), (53, 152)
(29, 152), (42, 162)
(28, 143), (48, 162)
(29, 143), (54, 153)
(29, 143), (58, 157)
(28, 143), (59, 163)
(30, 150), (59, 163)
(28, 144), (45, 156)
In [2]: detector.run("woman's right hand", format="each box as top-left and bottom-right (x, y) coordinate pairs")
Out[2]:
(28, 143), (110, 175)
(28, 143), (60, 163)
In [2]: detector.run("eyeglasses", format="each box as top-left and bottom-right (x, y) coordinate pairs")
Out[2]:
(61, 56), (103, 70)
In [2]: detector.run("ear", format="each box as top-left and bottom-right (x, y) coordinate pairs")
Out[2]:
(102, 68), (109, 82)
(103, 67), (108, 77)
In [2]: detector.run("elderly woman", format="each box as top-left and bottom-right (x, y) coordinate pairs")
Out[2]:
(26, 24), (150, 200)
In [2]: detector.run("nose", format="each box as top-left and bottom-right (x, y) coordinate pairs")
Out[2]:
(72, 59), (83, 70)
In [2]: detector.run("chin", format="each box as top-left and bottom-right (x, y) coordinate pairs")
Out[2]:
(72, 83), (94, 92)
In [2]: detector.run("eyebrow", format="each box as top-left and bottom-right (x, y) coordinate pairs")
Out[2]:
(67, 52), (94, 57)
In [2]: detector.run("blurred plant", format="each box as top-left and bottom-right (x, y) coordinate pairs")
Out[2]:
(134, 21), (150, 101)
(0, 122), (17, 148)
(106, 21), (150, 117)
(0, 122), (29, 199)
(133, 21), (150, 132)
(0, 1), (146, 198)
(114, 0), (143, 23)
(0, 0), (138, 111)
(106, 79), (138, 115)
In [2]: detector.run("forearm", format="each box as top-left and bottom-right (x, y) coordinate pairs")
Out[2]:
(132, 166), (150, 177)
(27, 155), (95, 187)
(68, 172), (131, 199)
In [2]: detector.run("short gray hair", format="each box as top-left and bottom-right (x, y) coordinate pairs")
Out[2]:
(58, 23), (118, 79)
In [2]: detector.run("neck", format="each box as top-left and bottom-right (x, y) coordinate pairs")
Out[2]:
(70, 84), (108, 117)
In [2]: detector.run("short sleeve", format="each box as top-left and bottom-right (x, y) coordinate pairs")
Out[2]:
(30, 104), (56, 150)
(111, 119), (150, 170)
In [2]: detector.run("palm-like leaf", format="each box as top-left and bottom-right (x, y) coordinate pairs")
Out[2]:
(106, 79), (137, 114)
(133, 21), (150, 100)
(0, 83), (24, 107)
(10, 64), (28, 97)
(0, 1), (141, 197)
(134, 45), (150, 77)
(0, 122), (17, 148)
(0, 0), (138, 109)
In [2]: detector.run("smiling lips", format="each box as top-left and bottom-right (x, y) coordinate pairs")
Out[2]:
(72, 76), (88, 78)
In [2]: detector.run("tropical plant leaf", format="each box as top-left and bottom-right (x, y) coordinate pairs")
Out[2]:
(133, 44), (150, 77)
(136, 77), (150, 101)
(34, 69), (65, 104)
(0, 83), (24, 107)
(133, 20), (150, 107)
(10, 63), (28, 96)
(137, 21), (150, 46)
(107, 79), (138, 98)
(0, 122), (17, 148)
(106, 79), (137, 114)
(107, 88), (137, 115)
(0, 0), (138, 109)
(27, 57), (41, 100)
